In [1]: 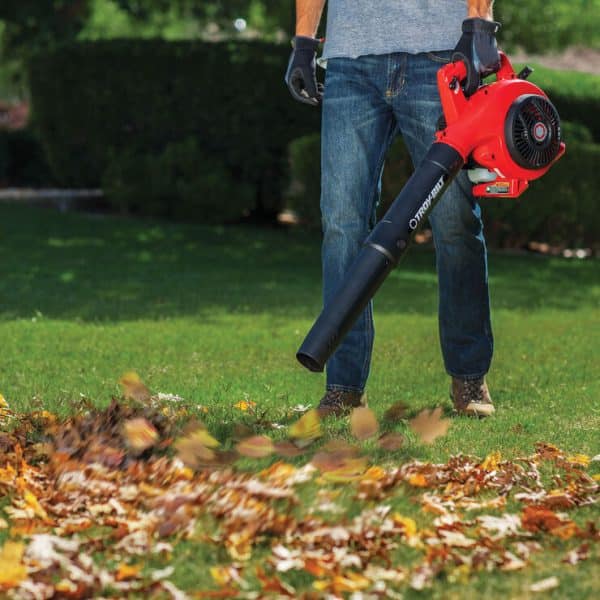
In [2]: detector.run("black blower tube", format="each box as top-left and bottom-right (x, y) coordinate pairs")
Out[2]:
(297, 142), (464, 372)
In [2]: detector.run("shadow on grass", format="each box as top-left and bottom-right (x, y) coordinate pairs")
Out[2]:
(0, 204), (597, 322)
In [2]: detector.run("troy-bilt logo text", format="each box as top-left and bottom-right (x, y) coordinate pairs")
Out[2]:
(408, 176), (445, 230)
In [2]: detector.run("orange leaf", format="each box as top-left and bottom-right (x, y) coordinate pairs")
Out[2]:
(350, 407), (379, 441)
(409, 407), (450, 444)
(236, 436), (274, 458)
(116, 563), (142, 581)
(407, 473), (429, 488)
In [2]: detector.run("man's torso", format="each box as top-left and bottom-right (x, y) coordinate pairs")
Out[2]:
(323, 0), (467, 59)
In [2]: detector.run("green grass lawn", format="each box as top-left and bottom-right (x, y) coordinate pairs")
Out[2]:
(0, 203), (598, 598)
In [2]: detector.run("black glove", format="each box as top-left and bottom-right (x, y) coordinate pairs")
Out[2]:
(285, 36), (323, 107)
(452, 18), (501, 97)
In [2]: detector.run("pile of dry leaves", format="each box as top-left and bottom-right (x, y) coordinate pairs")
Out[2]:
(0, 375), (597, 599)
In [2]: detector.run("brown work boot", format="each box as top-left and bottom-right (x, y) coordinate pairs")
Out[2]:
(317, 389), (367, 418)
(451, 377), (495, 417)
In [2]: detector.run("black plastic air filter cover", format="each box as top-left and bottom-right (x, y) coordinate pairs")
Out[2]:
(505, 94), (562, 169)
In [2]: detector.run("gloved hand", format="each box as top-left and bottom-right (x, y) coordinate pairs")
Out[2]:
(285, 36), (323, 106)
(452, 18), (501, 97)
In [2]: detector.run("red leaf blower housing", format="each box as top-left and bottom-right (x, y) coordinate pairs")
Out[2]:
(297, 52), (565, 372)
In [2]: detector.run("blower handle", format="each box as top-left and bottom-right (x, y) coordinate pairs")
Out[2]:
(297, 143), (464, 372)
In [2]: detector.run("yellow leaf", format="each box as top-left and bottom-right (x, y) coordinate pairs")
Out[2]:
(322, 457), (368, 482)
(24, 489), (48, 520)
(122, 418), (159, 453)
(0, 541), (27, 588)
(333, 573), (371, 592)
(234, 400), (256, 412)
(313, 580), (330, 592)
(289, 409), (321, 442)
(392, 513), (418, 537)
(194, 429), (220, 448)
(350, 407), (379, 441)
(119, 371), (151, 402)
(566, 454), (590, 467)
(210, 566), (233, 586)
(0, 394), (8, 409)
(481, 451), (502, 471)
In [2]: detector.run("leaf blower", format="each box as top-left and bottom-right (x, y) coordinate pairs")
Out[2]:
(297, 52), (565, 372)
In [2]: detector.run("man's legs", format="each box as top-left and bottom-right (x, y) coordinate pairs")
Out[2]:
(321, 56), (398, 394)
(391, 51), (494, 383)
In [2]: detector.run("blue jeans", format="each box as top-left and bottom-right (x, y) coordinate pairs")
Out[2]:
(321, 51), (493, 393)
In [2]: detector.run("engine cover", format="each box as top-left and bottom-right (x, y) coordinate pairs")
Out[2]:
(435, 53), (565, 198)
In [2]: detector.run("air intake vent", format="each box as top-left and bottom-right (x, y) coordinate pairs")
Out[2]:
(505, 94), (562, 169)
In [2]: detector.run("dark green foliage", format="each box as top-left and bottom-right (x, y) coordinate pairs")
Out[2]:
(102, 137), (254, 222)
(482, 141), (600, 248)
(28, 39), (319, 221)
(528, 65), (600, 142)
(286, 131), (599, 247)
(0, 129), (54, 186)
(496, 1), (600, 53)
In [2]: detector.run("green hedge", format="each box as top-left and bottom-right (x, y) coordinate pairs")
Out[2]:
(286, 124), (598, 247)
(28, 39), (319, 221)
(0, 129), (54, 186)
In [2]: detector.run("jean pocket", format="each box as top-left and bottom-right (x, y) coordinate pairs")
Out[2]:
(424, 51), (452, 64)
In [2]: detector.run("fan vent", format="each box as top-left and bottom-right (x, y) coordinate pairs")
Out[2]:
(505, 94), (562, 169)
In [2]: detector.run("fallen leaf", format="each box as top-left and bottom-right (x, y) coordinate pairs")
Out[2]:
(236, 435), (274, 458)
(530, 576), (559, 593)
(234, 400), (256, 412)
(321, 457), (368, 482)
(122, 417), (159, 453)
(0, 541), (27, 588)
(350, 407), (379, 441)
(119, 371), (151, 402)
(409, 407), (450, 444)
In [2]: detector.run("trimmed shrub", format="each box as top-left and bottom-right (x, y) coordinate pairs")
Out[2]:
(286, 135), (414, 226)
(287, 130), (598, 247)
(0, 129), (54, 186)
(28, 39), (320, 219)
(102, 138), (254, 223)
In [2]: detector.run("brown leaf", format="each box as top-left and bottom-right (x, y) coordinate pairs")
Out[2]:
(409, 407), (450, 444)
(119, 371), (151, 402)
(378, 432), (405, 451)
(273, 440), (305, 457)
(236, 435), (274, 458)
(350, 407), (379, 441)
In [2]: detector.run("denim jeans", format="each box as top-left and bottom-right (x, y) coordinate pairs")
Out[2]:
(321, 51), (493, 393)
